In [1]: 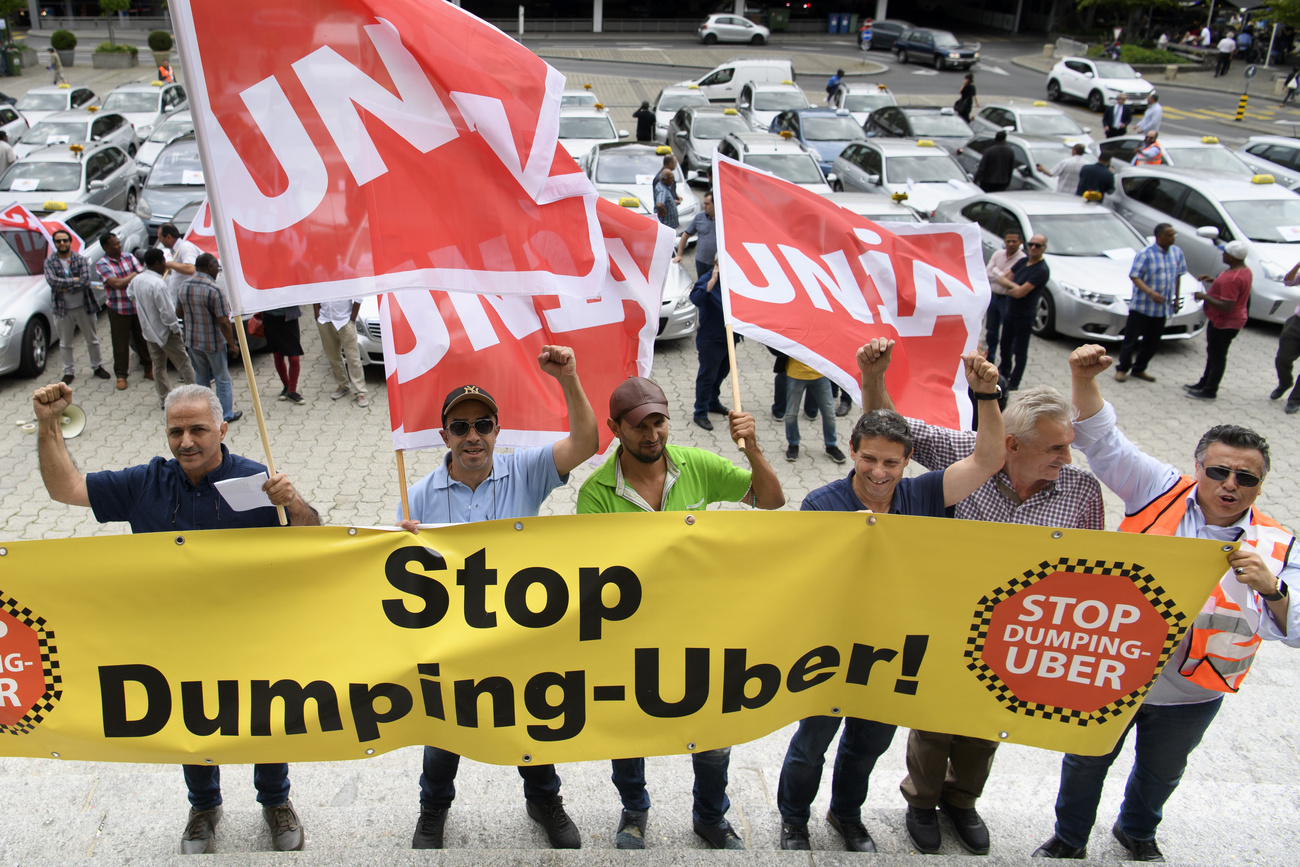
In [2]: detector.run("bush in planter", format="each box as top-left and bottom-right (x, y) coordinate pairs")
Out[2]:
(95, 41), (138, 54)
(50, 30), (76, 51)
(148, 30), (173, 52)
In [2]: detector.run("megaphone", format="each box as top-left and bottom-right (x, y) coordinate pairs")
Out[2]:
(59, 404), (86, 439)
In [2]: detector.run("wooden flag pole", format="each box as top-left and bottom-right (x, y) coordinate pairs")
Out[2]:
(724, 323), (745, 450)
(395, 448), (411, 523)
(232, 314), (287, 525)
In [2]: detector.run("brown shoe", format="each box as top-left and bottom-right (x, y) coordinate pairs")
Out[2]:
(144, 369), (154, 381)
(1132, 371), (1156, 382)
(1114, 370), (1128, 382)
(116, 377), (127, 390)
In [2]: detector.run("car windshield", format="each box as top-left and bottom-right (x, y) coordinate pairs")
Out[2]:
(802, 116), (867, 141)
(559, 116), (617, 139)
(147, 147), (204, 187)
(103, 92), (159, 113)
(2, 162), (80, 192)
(907, 113), (973, 137)
(746, 153), (825, 184)
(659, 93), (707, 112)
(15, 93), (66, 111)
(933, 31), (961, 48)
(755, 92), (809, 111)
(20, 121), (86, 145)
(1030, 144), (1075, 168)
(1020, 113), (1084, 136)
(148, 115), (194, 143)
(1030, 212), (1145, 256)
(1165, 147), (1252, 175)
(1093, 61), (1139, 79)
(886, 154), (966, 183)
(844, 93), (894, 113)
(693, 115), (751, 139)
(595, 152), (678, 185)
(561, 93), (596, 106)
(1221, 198), (1300, 243)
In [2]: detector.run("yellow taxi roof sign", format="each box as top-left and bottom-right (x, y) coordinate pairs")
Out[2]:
(723, 108), (738, 115)
(781, 79), (794, 85)
(688, 84), (700, 89)
(891, 191), (909, 202)
(593, 103), (605, 110)
(916, 139), (935, 147)
(86, 105), (99, 112)
(878, 83), (889, 90)
(618, 196), (641, 208)
(583, 83), (593, 90)
(1201, 135), (1219, 144)
(57, 83), (70, 89)
(1033, 100), (1047, 106)
(656, 145), (672, 155)
(1252, 174), (1275, 184)
(779, 130), (794, 138)
(151, 80), (165, 87)
(43, 201), (67, 211)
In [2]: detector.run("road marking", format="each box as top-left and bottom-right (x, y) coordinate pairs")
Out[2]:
(977, 63), (1009, 76)
(912, 69), (940, 76)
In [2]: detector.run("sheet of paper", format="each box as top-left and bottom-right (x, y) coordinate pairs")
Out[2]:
(1278, 225), (1300, 242)
(1102, 247), (1137, 263)
(214, 472), (273, 512)
(10, 178), (38, 191)
(182, 169), (205, 185)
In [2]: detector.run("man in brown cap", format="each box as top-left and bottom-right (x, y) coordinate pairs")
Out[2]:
(577, 376), (783, 850)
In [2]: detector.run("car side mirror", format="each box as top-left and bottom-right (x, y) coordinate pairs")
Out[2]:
(867, 173), (881, 185)
(1196, 225), (1221, 240)
(88, 179), (107, 190)
(1084, 71), (1094, 78)
(1082, 126), (1092, 133)
(826, 172), (838, 183)
(618, 130), (629, 139)
(675, 131), (687, 139)
(1017, 165), (1031, 176)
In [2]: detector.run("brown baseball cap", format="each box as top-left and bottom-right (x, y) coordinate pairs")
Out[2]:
(441, 385), (499, 423)
(609, 377), (669, 426)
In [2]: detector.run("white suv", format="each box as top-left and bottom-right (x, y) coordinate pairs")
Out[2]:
(1046, 57), (1154, 113)
(699, 14), (770, 45)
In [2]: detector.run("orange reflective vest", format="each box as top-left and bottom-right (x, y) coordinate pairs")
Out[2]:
(1120, 476), (1293, 692)
(1133, 143), (1164, 166)
(158, 64), (174, 83)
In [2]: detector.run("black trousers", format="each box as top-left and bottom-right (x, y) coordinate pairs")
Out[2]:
(1194, 324), (1239, 396)
(1215, 52), (1232, 76)
(1117, 310), (1166, 375)
(107, 309), (152, 379)
(1275, 314), (1300, 405)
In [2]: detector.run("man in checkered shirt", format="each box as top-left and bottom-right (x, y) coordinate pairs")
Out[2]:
(44, 227), (111, 385)
(1114, 223), (1186, 384)
(94, 233), (154, 390)
(178, 254), (242, 423)
(857, 337), (1104, 857)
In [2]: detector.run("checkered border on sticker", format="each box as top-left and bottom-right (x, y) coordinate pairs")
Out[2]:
(965, 559), (1188, 727)
(0, 593), (62, 735)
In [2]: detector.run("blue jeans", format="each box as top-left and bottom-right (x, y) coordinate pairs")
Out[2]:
(182, 763), (290, 810)
(188, 345), (235, 420)
(784, 377), (836, 449)
(984, 294), (1009, 363)
(1052, 697), (1222, 848)
(611, 748), (731, 826)
(419, 746), (560, 808)
(694, 337), (729, 419)
(778, 716), (897, 823)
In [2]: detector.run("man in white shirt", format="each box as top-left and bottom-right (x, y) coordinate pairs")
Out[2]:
(1199, 24), (1212, 46)
(1036, 144), (1088, 197)
(1136, 93), (1162, 134)
(983, 231), (1026, 367)
(159, 222), (201, 302)
(313, 298), (369, 407)
(1215, 33), (1237, 76)
(128, 248), (196, 406)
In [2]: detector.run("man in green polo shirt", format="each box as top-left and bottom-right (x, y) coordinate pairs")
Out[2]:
(577, 376), (784, 850)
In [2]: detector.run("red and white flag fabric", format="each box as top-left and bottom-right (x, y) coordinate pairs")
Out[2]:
(0, 203), (82, 254)
(171, 0), (605, 314)
(714, 156), (991, 430)
(380, 197), (670, 452)
(182, 198), (218, 257)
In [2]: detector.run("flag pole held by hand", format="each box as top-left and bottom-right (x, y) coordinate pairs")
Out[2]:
(724, 323), (745, 450)
(233, 314), (286, 525)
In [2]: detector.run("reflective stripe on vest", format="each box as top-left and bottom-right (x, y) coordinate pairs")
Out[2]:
(1118, 475), (1293, 692)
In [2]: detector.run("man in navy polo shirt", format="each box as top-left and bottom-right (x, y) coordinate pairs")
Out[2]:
(397, 344), (598, 851)
(32, 381), (319, 855)
(777, 350), (1006, 854)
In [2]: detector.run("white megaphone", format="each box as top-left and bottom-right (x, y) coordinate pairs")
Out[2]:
(59, 404), (86, 439)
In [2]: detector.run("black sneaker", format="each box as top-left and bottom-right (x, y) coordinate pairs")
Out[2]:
(693, 817), (745, 850)
(905, 805), (941, 854)
(615, 808), (648, 850)
(1288, 403), (1300, 415)
(278, 387), (290, 401)
(93, 366), (112, 380)
(181, 805), (222, 855)
(939, 800), (989, 855)
(287, 391), (305, 405)
(526, 796), (581, 849)
(1031, 834), (1086, 859)
(785, 444), (799, 462)
(693, 415), (713, 431)
(262, 800), (304, 851)
(1185, 388), (1216, 401)
(1112, 823), (1165, 862)
(827, 811), (875, 852)
(835, 396), (852, 417)
(412, 806), (448, 849)
(61, 374), (74, 385)
(826, 446), (847, 464)
(779, 821), (810, 850)
(1271, 381), (1293, 400)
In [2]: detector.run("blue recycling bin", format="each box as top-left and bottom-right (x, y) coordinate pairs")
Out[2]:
(827, 14), (841, 34)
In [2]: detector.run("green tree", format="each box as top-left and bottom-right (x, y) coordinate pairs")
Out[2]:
(1269, 0), (1300, 29)
(0, 0), (24, 45)
(99, 0), (131, 47)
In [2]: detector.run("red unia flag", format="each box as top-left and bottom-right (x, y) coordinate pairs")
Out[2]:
(183, 199), (218, 257)
(380, 198), (670, 452)
(714, 156), (990, 429)
(0, 203), (82, 254)
(171, 0), (605, 313)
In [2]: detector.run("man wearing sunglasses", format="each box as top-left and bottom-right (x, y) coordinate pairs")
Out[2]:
(44, 228), (112, 385)
(397, 345), (598, 852)
(992, 233), (1050, 392)
(1031, 344), (1299, 862)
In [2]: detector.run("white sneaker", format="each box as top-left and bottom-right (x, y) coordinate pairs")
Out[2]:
(357, 394), (370, 407)
(330, 386), (348, 400)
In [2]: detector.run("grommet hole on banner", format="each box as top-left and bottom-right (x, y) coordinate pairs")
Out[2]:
(686, 742), (696, 750)
(1221, 545), (1233, 552)
(0, 547), (6, 556)
(831, 706), (842, 714)
(1051, 531), (1063, 539)
(522, 753), (533, 763)
(515, 522), (523, 531)
(348, 528), (357, 536)
(174, 536), (185, 546)
(365, 749), (375, 756)
(50, 751), (59, 758)
(685, 515), (695, 525)
(998, 731), (1009, 740)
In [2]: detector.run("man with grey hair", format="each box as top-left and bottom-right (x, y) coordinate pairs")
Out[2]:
(30, 380), (320, 855)
(1032, 344), (1298, 861)
(858, 338), (1103, 856)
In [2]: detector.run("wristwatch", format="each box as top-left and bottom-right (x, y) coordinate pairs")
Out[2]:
(973, 386), (1003, 401)
(1262, 580), (1287, 602)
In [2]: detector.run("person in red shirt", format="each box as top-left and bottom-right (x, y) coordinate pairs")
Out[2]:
(1186, 240), (1252, 401)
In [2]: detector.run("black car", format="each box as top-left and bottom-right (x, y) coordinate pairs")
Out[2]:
(863, 106), (975, 154)
(865, 19), (914, 51)
(894, 28), (979, 70)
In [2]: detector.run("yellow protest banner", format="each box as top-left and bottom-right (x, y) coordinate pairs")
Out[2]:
(0, 512), (1232, 764)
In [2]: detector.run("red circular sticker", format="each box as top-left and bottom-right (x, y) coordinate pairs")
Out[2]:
(0, 610), (47, 727)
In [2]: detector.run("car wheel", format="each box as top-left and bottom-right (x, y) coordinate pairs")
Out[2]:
(751, 34), (765, 45)
(1031, 289), (1057, 338)
(897, 49), (909, 64)
(703, 33), (718, 45)
(17, 318), (48, 377)
(1046, 80), (1061, 101)
(934, 54), (943, 70)
(125, 187), (138, 213)
(1087, 90), (1106, 113)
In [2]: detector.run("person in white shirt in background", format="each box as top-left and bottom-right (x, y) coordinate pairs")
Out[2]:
(1036, 144), (1088, 197)
(983, 230), (1026, 366)
(128, 248), (196, 407)
(313, 298), (369, 407)
(159, 222), (201, 302)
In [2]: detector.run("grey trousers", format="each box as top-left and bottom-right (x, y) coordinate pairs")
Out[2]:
(146, 332), (196, 401)
(55, 307), (103, 377)
(317, 321), (367, 396)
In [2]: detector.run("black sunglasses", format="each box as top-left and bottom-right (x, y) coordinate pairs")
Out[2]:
(446, 418), (495, 437)
(1026, 242), (1046, 249)
(1204, 465), (1261, 487)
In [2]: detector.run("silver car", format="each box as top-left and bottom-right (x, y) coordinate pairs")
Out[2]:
(666, 105), (751, 174)
(830, 82), (897, 127)
(558, 106), (627, 158)
(1, 141), (140, 215)
(1107, 167), (1300, 324)
(826, 190), (924, 223)
(0, 202), (145, 377)
(969, 102), (1095, 151)
(579, 142), (699, 228)
(101, 81), (187, 142)
(736, 81), (809, 133)
(956, 133), (1079, 193)
(135, 109), (193, 174)
(1236, 135), (1300, 191)
(14, 85), (98, 126)
(14, 109), (137, 159)
(934, 191), (1205, 341)
(832, 139), (979, 217)
(650, 85), (708, 143)
(1099, 134), (1255, 178)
